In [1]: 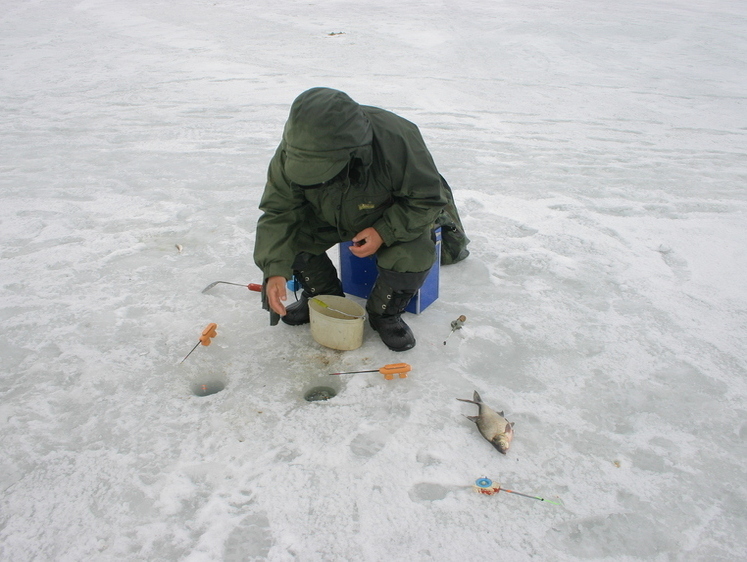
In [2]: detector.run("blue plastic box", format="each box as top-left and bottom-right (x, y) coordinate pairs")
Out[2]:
(339, 227), (440, 314)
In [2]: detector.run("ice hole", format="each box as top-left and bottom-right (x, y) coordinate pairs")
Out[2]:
(191, 380), (226, 397)
(304, 386), (337, 402)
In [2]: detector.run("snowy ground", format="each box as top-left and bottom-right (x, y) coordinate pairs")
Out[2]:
(2, 0), (746, 560)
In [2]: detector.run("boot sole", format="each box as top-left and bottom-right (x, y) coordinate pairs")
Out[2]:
(281, 317), (310, 326)
(369, 323), (416, 352)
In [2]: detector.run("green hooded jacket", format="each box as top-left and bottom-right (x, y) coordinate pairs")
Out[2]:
(254, 88), (462, 280)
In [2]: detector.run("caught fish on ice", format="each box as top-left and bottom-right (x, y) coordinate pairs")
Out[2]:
(457, 390), (514, 454)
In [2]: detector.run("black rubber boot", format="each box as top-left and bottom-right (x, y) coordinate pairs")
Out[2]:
(283, 252), (344, 326)
(282, 293), (312, 326)
(366, 267), (430, 352)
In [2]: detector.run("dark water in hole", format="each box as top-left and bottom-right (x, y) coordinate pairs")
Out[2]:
(304, 386), (337, 402)
(192, 380), (226, 396)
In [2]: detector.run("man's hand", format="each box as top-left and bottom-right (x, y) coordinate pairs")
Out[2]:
(350, 227), (383, 258)
(265, 276), (288, 316)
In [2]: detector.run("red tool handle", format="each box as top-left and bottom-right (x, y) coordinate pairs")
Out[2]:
(248, 283), (262, 292)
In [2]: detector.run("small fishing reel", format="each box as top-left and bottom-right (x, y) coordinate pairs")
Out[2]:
(471, 478), (561, 504)
(473, 477), (501, 495)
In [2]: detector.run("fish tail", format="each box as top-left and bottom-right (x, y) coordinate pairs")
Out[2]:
(458, 390), (483, 405)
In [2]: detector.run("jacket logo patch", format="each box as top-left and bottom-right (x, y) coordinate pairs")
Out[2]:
(358, 202), (375, 210)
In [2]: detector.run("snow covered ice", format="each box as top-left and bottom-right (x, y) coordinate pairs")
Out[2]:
(1, 0), (746, 559)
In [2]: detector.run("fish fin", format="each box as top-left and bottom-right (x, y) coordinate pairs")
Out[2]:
(499, 410), (505, 417)
(457, 398), (478, 405)
(505, 422), (514, 433)
(464, 415), (479, 423)
(473, 390), (482, 403)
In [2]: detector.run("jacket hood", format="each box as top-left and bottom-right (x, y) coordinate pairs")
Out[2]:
(282, 88), (373, 185)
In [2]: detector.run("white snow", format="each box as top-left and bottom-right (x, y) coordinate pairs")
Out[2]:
(2, 0), (746, 560)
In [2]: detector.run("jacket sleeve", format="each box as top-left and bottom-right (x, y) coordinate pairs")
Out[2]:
(370, 119), (448, 246)
(253, 145), (307, 280)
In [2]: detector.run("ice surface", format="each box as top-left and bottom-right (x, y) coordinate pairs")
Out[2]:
(1, 0), (746, 560)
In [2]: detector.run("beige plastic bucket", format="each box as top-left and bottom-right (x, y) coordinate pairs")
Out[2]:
(309, 295), (366, 351)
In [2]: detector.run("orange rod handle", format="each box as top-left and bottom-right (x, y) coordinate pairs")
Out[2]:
(199, 323), (218, 346)
(379, 363), (412, 375)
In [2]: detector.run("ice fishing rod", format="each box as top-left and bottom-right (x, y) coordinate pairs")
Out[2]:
(309, 297), (365, 319)
(202, 281), (262, 293)
(200, 283), (363, 318)
(444, 315), (466, 345)
(180, 323), (218, 364)
(329, 363), (412, 380)
(473, 478), (562, 505)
